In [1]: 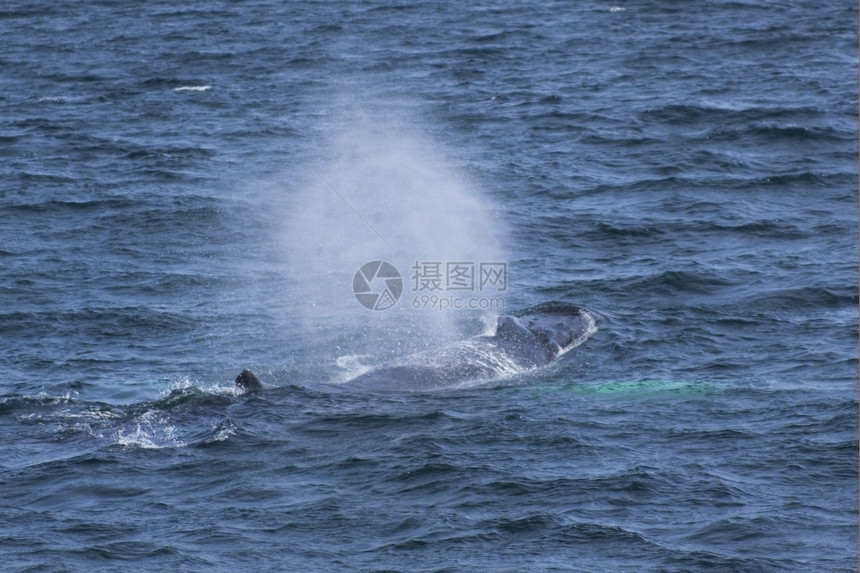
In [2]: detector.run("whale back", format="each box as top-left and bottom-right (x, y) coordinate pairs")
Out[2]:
(348, 303), (596, 391)
(233, 305), (595, 394)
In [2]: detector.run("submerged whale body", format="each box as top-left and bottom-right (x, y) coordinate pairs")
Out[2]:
(234, 303), (596, 393)
(348, 302), (597, 390)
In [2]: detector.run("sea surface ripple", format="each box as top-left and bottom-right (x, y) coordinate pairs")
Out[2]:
(0, 1), (856, 571)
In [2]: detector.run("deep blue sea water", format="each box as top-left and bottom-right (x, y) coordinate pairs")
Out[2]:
(1, 1), (857, 571)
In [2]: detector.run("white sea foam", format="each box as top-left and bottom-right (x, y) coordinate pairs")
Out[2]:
(37, 95), (91, 104)
(174, 85), (212, 92)
(207, 422), (236, 443)
(165, 376), (234, 396)
(114, 411), (184, 449)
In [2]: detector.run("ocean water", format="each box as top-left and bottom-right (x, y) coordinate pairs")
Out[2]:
(1, 0), (857, 571)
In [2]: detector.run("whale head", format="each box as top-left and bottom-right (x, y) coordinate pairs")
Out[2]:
(514, 303), (595, 360)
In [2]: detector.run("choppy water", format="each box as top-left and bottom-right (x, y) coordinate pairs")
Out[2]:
(1, 1), (857, 571)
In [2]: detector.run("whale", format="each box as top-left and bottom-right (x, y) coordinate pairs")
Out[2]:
(234, 303), (597, 393)
(346, 302), (597, 390)
(234, 368), (264, 393)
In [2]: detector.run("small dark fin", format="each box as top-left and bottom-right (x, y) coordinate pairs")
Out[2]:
(235, 369), (263, 393)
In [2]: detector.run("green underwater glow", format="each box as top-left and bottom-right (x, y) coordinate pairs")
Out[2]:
(543, 378), (725, 397)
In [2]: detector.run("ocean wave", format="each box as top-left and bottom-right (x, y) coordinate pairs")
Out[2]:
(744, 285), (858, 311)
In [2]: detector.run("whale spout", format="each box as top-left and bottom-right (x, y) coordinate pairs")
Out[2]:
(235, 369), (263, 393)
